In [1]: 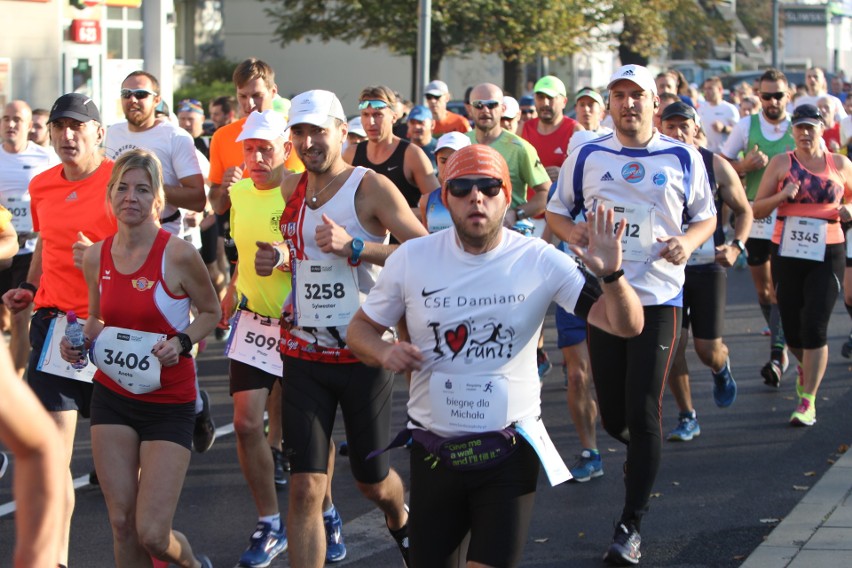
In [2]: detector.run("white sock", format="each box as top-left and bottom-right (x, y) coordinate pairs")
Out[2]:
(260, 513), (281, 532)
(323, 504), (336, 518)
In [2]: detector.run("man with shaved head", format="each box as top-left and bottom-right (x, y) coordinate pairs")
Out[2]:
(0, 100), (57, 376)
(466, 82), (550, 225)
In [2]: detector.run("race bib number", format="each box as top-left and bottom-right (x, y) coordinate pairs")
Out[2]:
(293, 258), (360, 327)
(749, 205), (776, 240)
(430, 372), (509, 434)
(0, 194), (32, 233)
(779, 217), (827, 261)
(684, 224), (716, 265)
(37, 315), (97, 383)
(225, 310), (282, 376)
(606, 201), (654, 263)
(90, 327), (165, 394)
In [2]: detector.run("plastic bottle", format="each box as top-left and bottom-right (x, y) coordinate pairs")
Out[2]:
(65, 311), (88, 370)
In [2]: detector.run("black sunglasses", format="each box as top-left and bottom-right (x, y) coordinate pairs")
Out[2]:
(472, 100), (501, 110)
(121, 88), (157, 100)
(760, 92), (786, 101)
(446, 178), (503, 198)
(521, 109), (536, 115)
(425, 93), (442, 101)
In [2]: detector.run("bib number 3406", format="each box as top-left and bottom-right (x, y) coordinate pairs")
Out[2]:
(101, 349), (151, 371)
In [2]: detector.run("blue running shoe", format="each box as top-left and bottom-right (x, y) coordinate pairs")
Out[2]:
(324, 505), (347, 562)
(667, 411), (700, 442)
(238, 521), (287, 568)
(842, 331), (852, 359)
(712, 358), (737, 408)
(537, 348), (552, 379)
(569, 449), (604, 482)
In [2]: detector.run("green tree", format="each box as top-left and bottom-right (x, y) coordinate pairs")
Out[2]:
(260, 0), (475, 96)
(260, 0), (610, 97)
(174, 57), (238, 112)
(610, 0), (733, 66)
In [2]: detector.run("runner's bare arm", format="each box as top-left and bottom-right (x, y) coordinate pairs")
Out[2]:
(60, 244), (105, 364)
(405, 143), (440, 195)
(714, 155), (753, 266)
(753, 154), (793, 219)
(0, 341), (64, 568)
(545, 210), (588, 247)
(164, 173), (206, 212)
(0, 217), (18, 261)
(348, 309), (424, 373)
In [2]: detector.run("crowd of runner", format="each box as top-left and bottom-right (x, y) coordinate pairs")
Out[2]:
(0, 59), (850, 568)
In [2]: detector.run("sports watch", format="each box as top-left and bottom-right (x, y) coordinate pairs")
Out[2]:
(730, 239), (746, 254)
(175, 332), (193, 357)
(349, 237), (365, 265)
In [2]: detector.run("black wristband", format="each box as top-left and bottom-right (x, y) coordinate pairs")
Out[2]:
(18, 281), (37, 294)
(175, 332), (193, 357)
(601, 269), (624, 284)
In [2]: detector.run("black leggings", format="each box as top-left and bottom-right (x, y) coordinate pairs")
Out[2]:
(771, 243), (845, 349)
(588, 305), (682, 526)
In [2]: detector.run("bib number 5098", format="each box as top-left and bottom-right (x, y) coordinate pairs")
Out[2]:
(303, 282), (346, 300)
(244, 331), (277, 351)
(102, 349), (151, 371)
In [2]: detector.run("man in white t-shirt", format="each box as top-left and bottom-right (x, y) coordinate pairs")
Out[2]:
(697, 76), (740, 153)
(348, 143), (643, 568)
(794, 67), (847, 124)
(104, 71), (205, 237)
(0, 100), (58, 376)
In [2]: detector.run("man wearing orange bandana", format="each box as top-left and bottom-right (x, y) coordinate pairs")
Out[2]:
(348, 144), (644, 568)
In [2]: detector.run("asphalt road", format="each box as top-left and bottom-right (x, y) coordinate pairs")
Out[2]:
(1, 266), (851, 567)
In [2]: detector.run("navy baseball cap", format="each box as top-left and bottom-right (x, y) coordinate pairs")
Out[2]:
(48, 93), (101, 124)
(661, 101), (697, 122)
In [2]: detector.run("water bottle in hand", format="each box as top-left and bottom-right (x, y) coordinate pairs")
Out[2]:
(65, 311), (88, 370)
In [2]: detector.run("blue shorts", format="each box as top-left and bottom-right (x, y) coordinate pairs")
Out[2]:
(556, 307), (587, 348)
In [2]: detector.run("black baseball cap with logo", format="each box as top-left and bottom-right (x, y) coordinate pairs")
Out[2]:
(48, 93), (101, 124)
(661, 101), (697, 122)
(791, 104), (823, 127)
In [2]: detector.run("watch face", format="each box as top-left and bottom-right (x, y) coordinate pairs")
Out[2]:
(352, 238), (365, 252)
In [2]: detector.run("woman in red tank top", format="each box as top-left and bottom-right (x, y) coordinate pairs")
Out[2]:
(60, 149), (219, 568)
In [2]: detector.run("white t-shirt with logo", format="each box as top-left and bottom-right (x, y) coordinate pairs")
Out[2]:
(104, 121), (202, 235)
(547, 131), (715, 306)
(0, 142), (58, 254)
(361, 228), (586, 437)
(697, 100), (740, 153)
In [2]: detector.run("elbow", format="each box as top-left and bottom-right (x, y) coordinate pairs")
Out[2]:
(617, 312), (644, 338)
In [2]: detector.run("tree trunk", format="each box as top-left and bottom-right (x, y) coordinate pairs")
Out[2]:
(618, 18), (649, 66)
(503, 58), (524, 98)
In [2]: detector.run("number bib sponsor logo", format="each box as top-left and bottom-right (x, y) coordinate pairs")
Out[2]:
(225, 310), (282, 375)
(90, 326), (165, 394)
(293, 258), (360, 327)
(604, 201), (654, 263)
(683, 223), (716, 265)
(779, 216), (827, 261)
(749, 203), (776, 240)
(0, 194), (32, 233)
(430, 371), (510, 433)
(37, 314), (97, 382)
